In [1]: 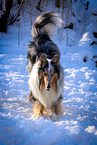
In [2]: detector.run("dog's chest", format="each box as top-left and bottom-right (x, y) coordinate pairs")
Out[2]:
(28, 61), (58, 109)
(39, 88), (57, 109)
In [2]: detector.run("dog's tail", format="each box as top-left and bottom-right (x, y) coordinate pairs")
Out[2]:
(31, 12), (63, 40)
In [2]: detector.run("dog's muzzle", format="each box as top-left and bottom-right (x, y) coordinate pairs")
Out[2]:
(46, 77), (51, 91)
(46, 83), (50, 91)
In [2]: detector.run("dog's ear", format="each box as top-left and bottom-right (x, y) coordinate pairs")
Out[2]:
(52, 54), (59, 65)
(39, 53), (47, 67)
(39, 53), (46, 63)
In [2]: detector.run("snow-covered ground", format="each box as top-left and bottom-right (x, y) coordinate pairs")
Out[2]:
(0, 0), (97, 145)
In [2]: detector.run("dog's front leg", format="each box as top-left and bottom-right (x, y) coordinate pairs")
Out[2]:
(33, 101), (43, 118)
(54, 96), (64, 118)
(27, 91), (33, 102)
(52, 95), (63, 116)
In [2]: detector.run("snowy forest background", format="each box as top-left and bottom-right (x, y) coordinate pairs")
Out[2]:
(0, 0), (97, 145)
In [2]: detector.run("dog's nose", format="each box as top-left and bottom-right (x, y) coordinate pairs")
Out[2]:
(46, 84), (50, 91)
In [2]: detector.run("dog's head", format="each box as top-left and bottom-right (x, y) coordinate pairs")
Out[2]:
(38, 54), (60, 93)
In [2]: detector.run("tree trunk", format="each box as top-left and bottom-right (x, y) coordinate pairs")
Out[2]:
(0, 0), (13, 32)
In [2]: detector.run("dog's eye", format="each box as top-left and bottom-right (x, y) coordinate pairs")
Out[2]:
(44, 70), (48, 76)
(50, 70), (54, 76)
(44, 72), (47, 76)
(51, 73), (54, 76)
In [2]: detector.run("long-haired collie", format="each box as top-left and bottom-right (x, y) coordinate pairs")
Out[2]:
(27, 12), (64, 119)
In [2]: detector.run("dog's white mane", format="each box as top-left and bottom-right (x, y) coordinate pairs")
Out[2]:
(28, 60), (64, 111)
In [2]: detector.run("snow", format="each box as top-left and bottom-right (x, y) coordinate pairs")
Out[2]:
(0, 0), (97, 145)
(88, 0), (97, 14)
(85, 126), (97, 134)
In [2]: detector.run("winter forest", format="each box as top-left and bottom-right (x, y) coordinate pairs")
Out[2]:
(0, 0), (97, 145)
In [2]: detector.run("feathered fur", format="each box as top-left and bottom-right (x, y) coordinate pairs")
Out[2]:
(27, 12), (64, 119)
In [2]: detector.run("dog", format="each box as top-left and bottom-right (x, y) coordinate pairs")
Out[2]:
(27, 12), (64, 119)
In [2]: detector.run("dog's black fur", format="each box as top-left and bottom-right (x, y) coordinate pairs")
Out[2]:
(27, 12), (62, 72)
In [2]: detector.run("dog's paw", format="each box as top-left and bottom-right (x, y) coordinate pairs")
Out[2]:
(51, 112), (58, 122)
(33, 114), (41, 120)
(46, 109), (52, 116)
(27, 95), (33, 102)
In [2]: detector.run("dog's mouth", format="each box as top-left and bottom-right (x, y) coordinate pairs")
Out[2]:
(46, 83), (51, 91)
(46, 88), (50, 91)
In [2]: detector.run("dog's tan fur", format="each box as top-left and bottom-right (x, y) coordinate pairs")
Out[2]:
(33, 97), (63, 118)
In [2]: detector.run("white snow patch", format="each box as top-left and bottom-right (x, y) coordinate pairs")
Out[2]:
(85, 126), (97, 135)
